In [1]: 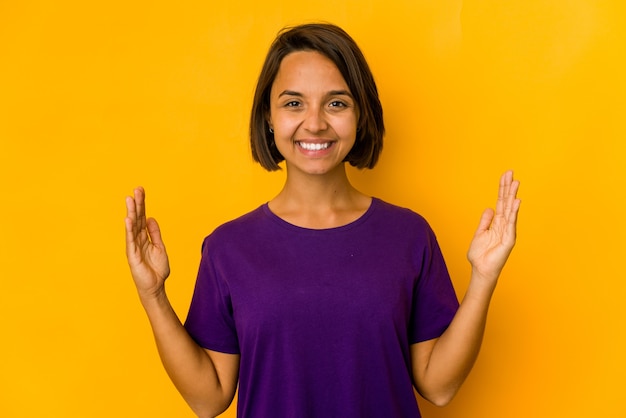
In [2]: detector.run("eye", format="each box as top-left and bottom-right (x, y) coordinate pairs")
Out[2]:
(329, 100), (347, 108)
(285, 100), (301, 107)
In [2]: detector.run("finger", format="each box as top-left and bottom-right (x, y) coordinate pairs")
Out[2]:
(125, 194), (135, 222)
(507, 197), (521, 227)
(125, 195), (139, 237)
(495, 171), (510, 216)
(499, 170), (519, 216)
(124, 214), (138, 258)
(125, 190), (146, 258)
(125, 202), (139, 261)
(126, 192), (144, 234)
(476, 208), (495, 235)
(146, 217), (165, 249)
(506, 179), (520, 211)
(502, 171), (520, 221)
(134, 186), (147, 231)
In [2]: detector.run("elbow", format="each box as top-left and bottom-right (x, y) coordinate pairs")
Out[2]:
(186, 395), (233, 418)
(190, 405), (228, 418)
(188, 406), (216, 418)
(428, 392), (455, 407)
(420, 386), (459, 408)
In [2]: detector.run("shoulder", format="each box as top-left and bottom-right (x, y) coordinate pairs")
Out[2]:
(201, 204), (270, 251)
(215, 204), (267, 232)
(370, 198), (432, 232)
(367, 198), (443, 251)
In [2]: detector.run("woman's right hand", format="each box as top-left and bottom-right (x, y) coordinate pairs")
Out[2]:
(125, 187), (171, 300)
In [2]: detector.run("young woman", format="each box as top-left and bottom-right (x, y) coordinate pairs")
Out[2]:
(125, 23), (521, 418)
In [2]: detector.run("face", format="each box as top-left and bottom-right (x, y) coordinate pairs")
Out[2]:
(268, 50), (358, 176)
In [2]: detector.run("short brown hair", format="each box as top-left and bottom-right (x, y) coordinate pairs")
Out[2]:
(250, 23), (385, 171)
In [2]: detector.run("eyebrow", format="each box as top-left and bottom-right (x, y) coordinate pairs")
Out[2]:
(277, 89), (354, 98)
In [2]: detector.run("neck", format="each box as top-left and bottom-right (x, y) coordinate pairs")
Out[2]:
(268, 164), (371, 229)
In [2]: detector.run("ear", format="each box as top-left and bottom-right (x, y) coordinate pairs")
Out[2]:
(264, 109), (272, 127)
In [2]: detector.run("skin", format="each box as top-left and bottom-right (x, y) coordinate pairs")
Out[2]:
(125, 188), (239, 418)
(125, 50), (521, 415)
(267, 51), (370, 228)
(411, 170), (520, 405)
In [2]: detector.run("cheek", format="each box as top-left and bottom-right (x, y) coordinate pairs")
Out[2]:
(271, 113), (298, 131)
(339, 116), (359, 138)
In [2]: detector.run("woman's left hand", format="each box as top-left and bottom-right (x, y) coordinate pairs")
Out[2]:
(467, 170), (521, 285)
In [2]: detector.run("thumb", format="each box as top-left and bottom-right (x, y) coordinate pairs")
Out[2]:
(475, 208), (494, 235)
(146, 217), (166, 249)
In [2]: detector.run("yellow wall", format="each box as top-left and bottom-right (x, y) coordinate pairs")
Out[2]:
(1, 1), (624, 417)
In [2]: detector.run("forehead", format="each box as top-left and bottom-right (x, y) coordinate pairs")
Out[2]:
(271, 50), (349, 90)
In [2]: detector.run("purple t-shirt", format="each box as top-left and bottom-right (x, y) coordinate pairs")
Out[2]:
(184, 198), (459, 417)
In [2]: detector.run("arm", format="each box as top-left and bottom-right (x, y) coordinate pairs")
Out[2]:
(411, 171), (521, 406)
(125, 187), (239, 417)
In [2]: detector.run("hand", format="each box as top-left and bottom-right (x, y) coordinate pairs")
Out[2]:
(125, 187), (171, 300)
(467, 171), (521, 285)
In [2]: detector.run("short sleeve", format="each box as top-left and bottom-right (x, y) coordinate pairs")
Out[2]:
(184, 237), (240, 354)
(409, 227), (459, 343)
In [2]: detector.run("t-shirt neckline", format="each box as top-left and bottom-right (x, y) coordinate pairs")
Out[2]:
(261, 197), (379, 233)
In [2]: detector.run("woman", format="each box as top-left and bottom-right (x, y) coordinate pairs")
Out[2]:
(125, 23), (521, 418)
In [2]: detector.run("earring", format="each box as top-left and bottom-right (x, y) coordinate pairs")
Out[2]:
(269, 127), (274, 134)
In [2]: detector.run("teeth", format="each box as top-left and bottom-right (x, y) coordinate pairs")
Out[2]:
(299, 142), (330, 151)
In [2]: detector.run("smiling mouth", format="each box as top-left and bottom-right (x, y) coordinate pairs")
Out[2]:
(297, 141), (332, 151)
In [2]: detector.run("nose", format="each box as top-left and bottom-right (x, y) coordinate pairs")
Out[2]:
(302, 105), (328, 133)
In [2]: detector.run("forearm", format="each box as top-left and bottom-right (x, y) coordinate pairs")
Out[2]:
(414, 171), (520, 405)
(414, 269), (497, 406)
(139, 290), (235, 417)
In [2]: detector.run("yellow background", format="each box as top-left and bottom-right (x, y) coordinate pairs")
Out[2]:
(1, 1), (625, 417)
